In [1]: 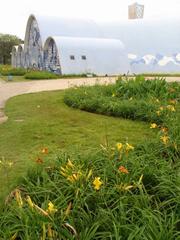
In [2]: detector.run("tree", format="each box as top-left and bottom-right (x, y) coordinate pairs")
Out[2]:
(0, 34), (23, 64)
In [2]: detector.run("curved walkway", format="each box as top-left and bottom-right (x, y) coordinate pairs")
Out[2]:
(0, 76), (179, 124)
(0, 77), (117, 124)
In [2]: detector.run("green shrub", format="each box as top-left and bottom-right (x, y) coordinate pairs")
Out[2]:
(0, 65), (26, 76)
(24, 71), (59, 80)
(0, 141), (179, 239)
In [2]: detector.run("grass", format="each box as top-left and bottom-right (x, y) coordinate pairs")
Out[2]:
(0, 91), (154, 203)
(0, 77), (179, 239)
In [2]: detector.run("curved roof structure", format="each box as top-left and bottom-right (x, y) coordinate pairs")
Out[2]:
(44, 36), (129, 75)
(24, 14), (103, 49)
(19, 14), (180, 73)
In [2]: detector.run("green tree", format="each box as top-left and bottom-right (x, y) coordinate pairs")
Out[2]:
(0, 34), (23, 64)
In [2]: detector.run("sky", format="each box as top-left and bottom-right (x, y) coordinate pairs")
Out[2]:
(0, 0), (180, 39)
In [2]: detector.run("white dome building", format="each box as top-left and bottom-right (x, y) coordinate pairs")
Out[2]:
(43, 36), (128, 75)
(13, 14), (180, 75)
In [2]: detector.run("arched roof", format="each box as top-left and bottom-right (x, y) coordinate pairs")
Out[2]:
(44, 36), (129, 75)
(24, 14), (103, 49)
(45, 36), (125, 51)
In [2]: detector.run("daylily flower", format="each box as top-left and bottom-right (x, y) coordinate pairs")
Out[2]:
(26, 195), (34, 208)
(36, 157), (43, 164)
(116, 143), (123, 151)
(41, 148), (48, 154)
(166, 105), (176, 112)
(150, 123), (158, 129)
(67, 172), (82, 182)
(47, 201), (57, 214)
(126, 143), (134, 152)
(93, 177), (103, 190)
(119, 166), (129, 174)
(161, 127), (168, 133)
(15, 189), (23, 207)
(66, 159), (74, 168)
(117, 183), (133, 191)
(160, 135), (169, 145)
(156, 110), (161, 116)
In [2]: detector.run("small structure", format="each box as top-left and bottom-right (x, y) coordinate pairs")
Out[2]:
(128, 2), (144, 19)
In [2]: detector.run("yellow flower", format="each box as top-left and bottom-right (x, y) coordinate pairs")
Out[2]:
(160, 135), (169, 145)
(155, 98), (160, 103)
(173, 143), (178, 151)
(129, 97), (133, 101)
(64, 202), (72, 218)
(41, 147), (48, 154)
(86, 169), (93, 180)
(117, 183), (133, 191)
(112, 93), (115, 97)
(67, 159), (74, 168)
(166, 105), (176, 112)
(93, 177), (103, 190)
(15, 189), (23, 207)
(8, 161), (13, 167)
(126, 143), (134, 152)
(10, 233), (18, 240)
(116, 143), (123, 151)
(26, 195), (34, 208)
(47, 201), (58, 214)
(67, 172), (81, 182)
(150, 123), (158, 129)
(156, 111), (161, 116)
(161, 127), (168, 133)
(159, 106), (164, 111)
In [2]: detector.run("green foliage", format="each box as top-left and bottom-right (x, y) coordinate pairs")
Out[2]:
(64, 76), (180, 124)
(0, 77), (179, 239)
(0, 140), (179, 239)
(0, 65), (26, 76)
(0, 34), (23, 64)
(24, 71), (59, 79)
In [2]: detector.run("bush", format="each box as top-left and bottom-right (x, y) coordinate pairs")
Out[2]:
(24, 71), (59, 80)
(64, 76), (179, 123)
(0, 141), (179, 239)
(0, 65), (26, 76)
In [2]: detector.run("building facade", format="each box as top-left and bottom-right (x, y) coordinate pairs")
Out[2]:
(12, 14), (180, 75)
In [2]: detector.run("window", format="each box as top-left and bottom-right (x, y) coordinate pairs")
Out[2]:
(70, 55), (75, 60)
(81, 55), (86, 60)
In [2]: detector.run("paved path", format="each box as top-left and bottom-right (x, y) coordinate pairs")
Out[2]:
(0, 76), (179, 124)
(0, 77), (117, 124)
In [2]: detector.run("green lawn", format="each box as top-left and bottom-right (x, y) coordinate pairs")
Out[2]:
(0, 90), (156, 202)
